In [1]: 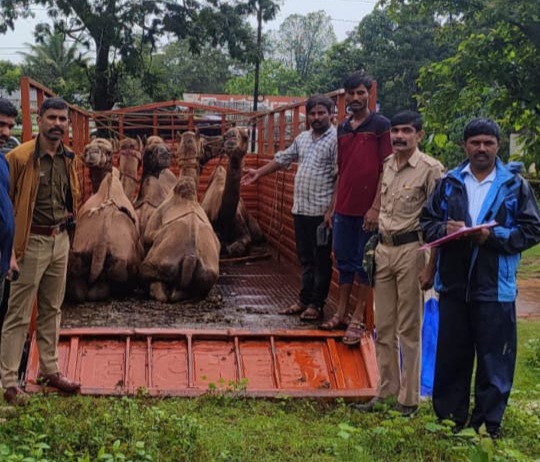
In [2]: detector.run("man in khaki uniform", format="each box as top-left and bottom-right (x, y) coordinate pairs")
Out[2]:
(1, 97), (81, 405)
(355, 110), (444, 415)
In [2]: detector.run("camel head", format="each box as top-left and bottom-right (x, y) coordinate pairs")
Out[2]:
(119, 137), (139, 152)
(83, 138), (114, 171)
(177, 131), (204, 162)
(143, 141), (170, 176)
(223, 127), (249, 159)
(145, 135), (165, 149)
(173, 176), (197, 201)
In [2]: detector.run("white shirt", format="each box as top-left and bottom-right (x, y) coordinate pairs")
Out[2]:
(462, 163), (496, 225)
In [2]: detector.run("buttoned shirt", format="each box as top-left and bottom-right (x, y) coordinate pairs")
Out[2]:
(462, 163), (496, 225)
(33, 147), (70, 226)
(274, 126), (337, 216)
(379, 149), (444, 235)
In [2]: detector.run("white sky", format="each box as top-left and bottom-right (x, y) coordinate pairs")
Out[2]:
(0, 0), (377, 63)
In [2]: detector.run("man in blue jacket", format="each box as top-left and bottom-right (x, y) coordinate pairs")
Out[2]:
(0, 98), (18, 306)
(420, 118), (540, 438)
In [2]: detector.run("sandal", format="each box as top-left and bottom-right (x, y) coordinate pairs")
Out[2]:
(279, 302), (307, 316)
(319, 314), (348, 331)
(342, 321), (366, 345)
(300, 305), (322, 321)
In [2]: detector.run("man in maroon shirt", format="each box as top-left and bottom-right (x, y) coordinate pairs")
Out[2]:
(321, 71), (392, 345)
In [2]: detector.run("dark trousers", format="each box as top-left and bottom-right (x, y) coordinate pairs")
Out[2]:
(293, 214), (333, 310)
(433, 295), (517, 431)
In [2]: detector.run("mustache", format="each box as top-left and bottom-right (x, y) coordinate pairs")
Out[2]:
(392, 140), (407, 146)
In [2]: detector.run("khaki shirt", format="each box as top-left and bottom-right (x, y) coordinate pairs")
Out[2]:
(379, 149), (444, 235)
(33, 147), (70, 226)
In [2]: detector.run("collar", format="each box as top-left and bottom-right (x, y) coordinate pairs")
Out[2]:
(461, 163), (496, 184)
(388, 148), (421, 170)
(310, 125), (334, 140)
(343, 111), (374, 132)
(33, 135), (73, 161)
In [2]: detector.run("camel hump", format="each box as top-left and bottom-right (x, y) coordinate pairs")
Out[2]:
(179, 254), (198, 289)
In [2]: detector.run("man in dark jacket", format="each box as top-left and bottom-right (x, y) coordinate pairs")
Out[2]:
(420, 118), (540, 438)
(0, 98), (18, 306)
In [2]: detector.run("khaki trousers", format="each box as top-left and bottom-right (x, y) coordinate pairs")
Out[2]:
(373, 241), (425, 406)
(0, 231), (69, 388)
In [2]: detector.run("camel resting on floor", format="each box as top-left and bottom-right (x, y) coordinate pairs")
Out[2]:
(141, 176), (220, 302)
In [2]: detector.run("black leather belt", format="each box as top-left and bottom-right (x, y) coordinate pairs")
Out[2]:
(30, 222), (67, 236)
(379, 231), (420, 246)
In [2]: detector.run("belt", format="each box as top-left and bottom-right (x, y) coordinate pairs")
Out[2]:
(379, 231), (420, 246)
(30, 222), (68, 236)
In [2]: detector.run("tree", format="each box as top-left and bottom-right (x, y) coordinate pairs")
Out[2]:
(382, 0), (540, 169)
(118, 40), (238, 106)
(268, 11), (336, 81)
(0, 1), (280, 110)
(225, 59), (303, 96)
(345, 7), (451, 116)
(20, 31), (89, 103)
(0, 61), (22, 95)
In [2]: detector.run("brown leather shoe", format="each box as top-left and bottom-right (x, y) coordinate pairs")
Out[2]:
(38, 372), (81, 393)
(4, 387), (29, 406)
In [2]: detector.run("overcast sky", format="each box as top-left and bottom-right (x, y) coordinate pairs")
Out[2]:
(0, 0), (377, 63)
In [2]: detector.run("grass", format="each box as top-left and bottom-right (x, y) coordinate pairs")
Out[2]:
(0, 320), (538, 462)
(518, 244), (540, 279)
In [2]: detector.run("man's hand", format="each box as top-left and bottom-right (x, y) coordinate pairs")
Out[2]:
(446, 220), (465, 235)
(363, 208), (379, 232)
(467, 227), (490, 245)
(7, 252), (19, 281)
(324, 209), (334, 228)
(418, 266), (435, 291)
(241, 168), (260, 186)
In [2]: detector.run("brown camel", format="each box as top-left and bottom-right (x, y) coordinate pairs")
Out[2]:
(83, 138), (120, 194)
(118, 137), (142, 202)
(202, 127), (265, 257)
(134, 139), (175, 239)
(68, 172), (143, 302)
(141, 176), (220, 302)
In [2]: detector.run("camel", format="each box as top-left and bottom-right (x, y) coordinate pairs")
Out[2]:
(134, 139), (175, 239)
(141, 176), (220, 302)
(118, 137), (143, 202)
(176, 131), (205, 189)
(201, 127), (265, 257)
(68, 171), (143, 302)
(83, 138), (120, 194)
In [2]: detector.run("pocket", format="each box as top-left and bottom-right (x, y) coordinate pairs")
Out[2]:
(399, 186), (423, 214)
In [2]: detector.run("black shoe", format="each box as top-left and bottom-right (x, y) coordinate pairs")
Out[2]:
(351, 397), (386, 413)
(395, 402), (418, 417)
(487, 427), (501, 440)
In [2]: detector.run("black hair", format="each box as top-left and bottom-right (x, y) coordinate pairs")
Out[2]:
(0, 97), (18, 118)
(305, 95), (334, 114)
(391, 110), (423, 131)
(39, 97), (69, 116)
(463, 118), (500, 142)
(343, 71), (373, 92)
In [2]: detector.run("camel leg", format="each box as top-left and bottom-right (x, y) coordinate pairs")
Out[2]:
(149, 281), (169, 303)
(87, 281), (111, 301)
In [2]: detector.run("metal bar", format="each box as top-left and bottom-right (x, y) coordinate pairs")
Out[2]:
(124, 336), (131, 392)
(187, 333), (193, 388)
(269, 336), (280, 389)
(147, 336), (153, 390)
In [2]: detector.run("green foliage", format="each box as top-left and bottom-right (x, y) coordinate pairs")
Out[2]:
(383, 0), (540, 170)
(0, 1), (281, 110)
(267, 10), (336, 81)
(0, 60), (22, 94)
(225, 59), (304, 97)
(19, 30), (90, 105)
(0, 321), (538, 461)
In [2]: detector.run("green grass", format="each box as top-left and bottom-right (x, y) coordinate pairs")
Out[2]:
(519, 244), (540, 278)
(0, 320), (539, 462)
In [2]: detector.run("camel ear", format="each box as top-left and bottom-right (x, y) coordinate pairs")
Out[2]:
(142, 134), (148, 146)
(137, 135), (143, 152)
(176, 131), (182, 142)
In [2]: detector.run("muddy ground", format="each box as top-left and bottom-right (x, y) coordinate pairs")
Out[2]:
(61, 256), (540, 331)
(61, 257), (323, 330)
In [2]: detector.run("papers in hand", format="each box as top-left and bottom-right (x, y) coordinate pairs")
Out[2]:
(419, 221), (498, 250)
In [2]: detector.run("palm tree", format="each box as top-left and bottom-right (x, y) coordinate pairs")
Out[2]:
(20, 31), (89, 102)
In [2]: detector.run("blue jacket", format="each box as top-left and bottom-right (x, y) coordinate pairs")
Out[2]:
(420, 158), (540, 302)
(0, 150), (14, 275)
